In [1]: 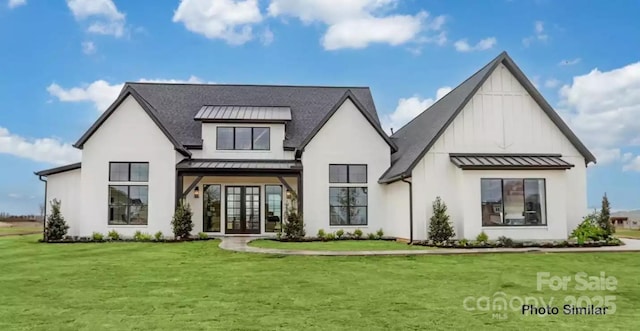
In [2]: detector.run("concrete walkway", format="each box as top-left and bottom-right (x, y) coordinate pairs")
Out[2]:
(219, 237), (640, 256)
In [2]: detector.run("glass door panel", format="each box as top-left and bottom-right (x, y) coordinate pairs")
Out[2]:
(203, 185), (221, 232)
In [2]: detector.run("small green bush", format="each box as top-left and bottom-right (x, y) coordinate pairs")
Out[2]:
(154, 231), (164, 241)
(172, 200), (194, 240)
(428, 197), (455, 243)
(570, 213), (608, 244)
(476, 231), (489, 242)
(45, 199), (69, 241)
(198, 232), (208, 240)
(497, 236), (514, 247)
(325, 232), (336, 240)
(376, 228), (384, 238)
(335, 229), (345, 239)
(317, 229), (326, 240)
(133, 231), (151, 241)
(91, 232), (104, 241)
(353, 229), (363, 239)
(107, 230), (120, 241)
(459, 238), (469, 246)
(367, 232), (377, 240)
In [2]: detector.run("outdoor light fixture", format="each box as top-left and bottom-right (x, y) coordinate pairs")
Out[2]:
(286, 190), (292, 199)
(194, 186), (200, 199)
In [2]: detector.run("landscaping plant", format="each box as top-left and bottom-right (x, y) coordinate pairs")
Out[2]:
(282, 195), (305, 240)
(427, 197), (455, 243)
(598, 193), (615, 236)
(353, 229), (363, 239)
(154, 231), (164, 241)
(570, 213), (607, 244)
(107, 230), (120, 241)
(45, 199), (69, 241)
(172, 199), (194, 240)
(92, 232), (104, 242)
(476, 231), (489, 242)
(335, 229), (345, 239)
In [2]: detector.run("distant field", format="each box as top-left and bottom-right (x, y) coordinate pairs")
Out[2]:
(616, 228), (640, 239)
(0, 222), (42, 235)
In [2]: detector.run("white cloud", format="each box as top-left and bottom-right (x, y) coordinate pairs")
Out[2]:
(383, 86), (451, 133)
(558, 61), (640, 167)
(173, 0), (263, 45)
(623, 156), (640, 172)
(47, 76), (208, 112)
(522, 20), (548, 47)
(8, 193), (23, 199)
(453, 37), (496, 52)
(268, 0), (445, 50)
(81, 41), (96, 55)
(0, 127), (80, 166)
(559, 58), (581, 66)
(260, 27), (274, 45)
(544, 78), (560, 88)
(8, 0), (26, 9)
(66, 0), (126, 37)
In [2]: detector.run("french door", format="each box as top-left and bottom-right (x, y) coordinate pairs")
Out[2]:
(225, 186), (260, 234)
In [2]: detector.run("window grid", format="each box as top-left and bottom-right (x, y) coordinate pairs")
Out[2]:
(109, 162), (149, 182)
(108, 162), (149, 225)
(329, 164), (367, 183)
(329, 187), (368, 226)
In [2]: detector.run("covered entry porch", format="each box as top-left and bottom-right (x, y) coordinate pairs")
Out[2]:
(176, 159), (302, 235)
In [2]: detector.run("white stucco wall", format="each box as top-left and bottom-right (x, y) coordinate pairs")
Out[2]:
(302, 98), (391, 237)
(79, 95), (179, 238)
(198, 123), (292, 160)
(410, 63), (588, 241)
(383, 180), (411, 239)
(45, 169), (81, 236)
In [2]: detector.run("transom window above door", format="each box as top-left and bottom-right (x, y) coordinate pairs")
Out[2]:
(216, 127), (270, 150)
(329, 164), (367, 183)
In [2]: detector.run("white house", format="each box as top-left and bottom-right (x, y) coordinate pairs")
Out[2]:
(36, 52), (596, 241)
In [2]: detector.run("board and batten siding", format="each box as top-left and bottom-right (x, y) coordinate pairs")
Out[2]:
(302, 98), (391, 237)
(79, 95), (179, 237)
(410, 63), (587, 240)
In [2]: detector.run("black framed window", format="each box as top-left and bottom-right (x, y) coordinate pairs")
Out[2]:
(481, 178), (547, 226)
(265, 185), (282, 232)
(216, 127), (270, 150)
(108, 185), (148, 225)
(329, 164), (367, 183)
(329, 187), (368, 225)
(109, 162), (149, 182)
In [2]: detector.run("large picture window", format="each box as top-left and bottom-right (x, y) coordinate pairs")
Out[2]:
(481, 178), (546, 226)
(329, 187), (368, 225)
(216, 127), (270, 150)
(108, 162), (148, 225)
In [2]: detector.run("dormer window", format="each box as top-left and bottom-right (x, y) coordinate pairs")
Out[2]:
(217, 127), (270, 150)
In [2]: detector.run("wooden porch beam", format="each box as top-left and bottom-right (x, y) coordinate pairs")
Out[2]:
(276, 175), (295, 193)
(181, 176), (203, 198)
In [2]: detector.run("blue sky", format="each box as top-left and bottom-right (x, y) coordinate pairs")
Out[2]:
(1, 0), (639, 214)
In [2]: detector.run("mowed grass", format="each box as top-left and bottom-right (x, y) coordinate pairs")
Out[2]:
(1, 235), (639, 330)
(249, 239), (433, 251)
(616, 228), (640, 239)
(0, 224), (41, 235)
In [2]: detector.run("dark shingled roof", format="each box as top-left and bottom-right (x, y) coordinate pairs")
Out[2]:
(35, 162), (81, 177)
(379, 51), (596, 183)
(109, 83), (381, 149)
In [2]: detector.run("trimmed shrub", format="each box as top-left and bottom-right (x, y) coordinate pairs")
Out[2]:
(283, 195), (305, 240)
(570, 213), (607, 244)
(598, 193), (615, 236)
(367, 232), (377, 240)
(317, 229), (326, 240)
(476, 231), (489, 242)
(428, 197), (455, 243)
(154, 231), (164, 241)
(497, 236), (514, 247)
(133, 231), (144, 241)
(107, 230), (120, 241)
(459, 239), (469, 246)
(172, 199), (194, 240)
(376, 228), (384, 238)
(45, 199), (69, 241)
(92, 232), (104, 241)
(325, 232), (336, 240)
(198, 232), (208, 240)
(335, 229), (345, 239)
(353, 229), (363, 239)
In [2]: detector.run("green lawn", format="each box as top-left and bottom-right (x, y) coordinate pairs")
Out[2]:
(616, 228), (640, 239)
(249, 239), (433, 251)
(1, 235), (639, 330)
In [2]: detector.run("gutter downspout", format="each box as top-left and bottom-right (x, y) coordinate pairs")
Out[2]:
(38, 175), (47, 242)
(401, 176), (413, 244)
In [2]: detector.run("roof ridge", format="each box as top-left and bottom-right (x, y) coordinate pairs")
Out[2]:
(391, 52), (506, 138)
(126, 82), (372, 89)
